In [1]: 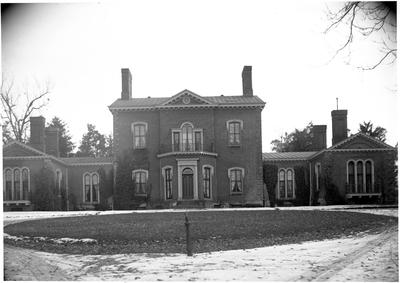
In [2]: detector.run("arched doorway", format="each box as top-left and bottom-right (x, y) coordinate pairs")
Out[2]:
(182, 168), (194, 199)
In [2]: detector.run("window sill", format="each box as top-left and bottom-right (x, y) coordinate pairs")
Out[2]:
(228, 144), (241, 148)
(230, 192), (243, 195)
(135, 193), (147, 197)
(133, 147), (147, 150)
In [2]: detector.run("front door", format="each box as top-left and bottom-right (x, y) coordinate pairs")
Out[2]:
(182, 168), (194, 199)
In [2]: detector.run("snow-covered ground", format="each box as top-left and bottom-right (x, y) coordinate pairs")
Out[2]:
(3, 206), (398, 281)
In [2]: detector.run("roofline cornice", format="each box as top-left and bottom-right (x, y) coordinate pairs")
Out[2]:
(157, 151), (218, 158)
(109, 103), (265, 112)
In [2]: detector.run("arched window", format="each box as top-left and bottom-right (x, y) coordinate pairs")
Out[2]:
(56, 170), (62, 195)
(22, 168), (29, 200)
(182, 123), (194, 151)
(133, 170), (148, 195)
(365, 161), (372, 193)
(348, 161), (355, 193)
(229, 168), (244, 194)
(4, 169), (12, 201)
(83, 172), (100, 203)
(357, 161), (364, 193)
(278, 168), (295, 199)
(286, 169), (294, 198)
(92, 174), (99, 202)
(84, 173), (91, 202)
(14, 168), (21, 201)
(279, 170), (285, 198)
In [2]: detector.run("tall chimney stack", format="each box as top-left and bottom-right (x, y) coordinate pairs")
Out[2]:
(30, 116), (46, 152)
(311, 125), (327, 151)
(331, 110), (348, 145)
(121, 68), (132, 100)
(242, 66), (253, 97)
(45, 127), (60, 157)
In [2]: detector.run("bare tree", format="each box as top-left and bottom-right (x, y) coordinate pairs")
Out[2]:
(325, 1), (396, 70)
(1, 75), (51, 143)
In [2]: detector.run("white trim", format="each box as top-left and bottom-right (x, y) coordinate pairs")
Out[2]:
(131, 122), (148, 149)
(228, 167), (245, 195)
(108, 104), (265, 112)
(177, 159), (198, 200)
(157, 151), (218, 158)
(226, 119), (244, 131)
(202, 165), (214, 199)
(161, 89), (213, 106)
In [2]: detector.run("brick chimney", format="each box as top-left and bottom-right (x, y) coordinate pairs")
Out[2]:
(331, 110), (348, 145)
(242, 66), (253, 97)
(45, 127), (60, 157)
(121, 68), (132, 100)
(311, 125), (327, 151)
(29, 116), (46, 152)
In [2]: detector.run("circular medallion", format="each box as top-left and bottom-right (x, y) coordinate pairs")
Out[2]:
(183, 96), (190, 104)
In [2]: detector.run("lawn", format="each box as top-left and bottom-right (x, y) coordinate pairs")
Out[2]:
(4, 210), (397, 255)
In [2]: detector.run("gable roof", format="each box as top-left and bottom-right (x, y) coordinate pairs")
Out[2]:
(109, 90), (265, 111)
(3, 141), (47, 157)
(161, 89), (212, 106)
(327, 132), (396, 151)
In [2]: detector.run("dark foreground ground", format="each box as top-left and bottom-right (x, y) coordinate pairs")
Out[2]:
(4, 209), (397, 255)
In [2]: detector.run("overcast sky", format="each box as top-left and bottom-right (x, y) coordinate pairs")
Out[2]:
(1, 0), (397, 152)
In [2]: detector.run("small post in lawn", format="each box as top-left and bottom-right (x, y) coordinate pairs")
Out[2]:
(185, 213), (193, 256)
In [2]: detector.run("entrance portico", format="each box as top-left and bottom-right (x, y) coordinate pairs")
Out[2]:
(177, 159), (198, 200)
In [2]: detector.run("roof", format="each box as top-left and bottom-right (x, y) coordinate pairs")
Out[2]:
(60, 157), (113, 165)
(109, 89), (265, 110)
(262, 151), (317, 161)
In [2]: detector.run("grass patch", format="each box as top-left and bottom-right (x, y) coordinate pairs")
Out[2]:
(4, 210), (397, 255)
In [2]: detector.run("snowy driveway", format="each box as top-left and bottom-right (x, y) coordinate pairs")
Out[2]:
(3, 207), (398, 281)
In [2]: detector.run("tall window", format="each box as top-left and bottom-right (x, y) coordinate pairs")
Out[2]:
(132, 123), (147, 149)
(278, 168), (295, 199)
(347, 160), (375, 194)
(133, 170), (148, 195)
(366, 161), (372, 193)
(315, 163), (321, 192)
(173, 132), (180, 151)
(182, 123), (194, 151)
(14, 169), (21, 201)
(4, 169), (12, 201)
(84, 173), (91, 202)
(357, 161), (363, 193)
(348, 161), (355, 192)
(83, 172), (99, 203)
(3, 168), (30, 201)
(279, 170), (285, 198)
(165, 168), (172, 199)
(203, 167), (211, 199)
(229, 168), (244, 194)
(195, 132), (202, 151)
(22, 169), (29, 200)
(228, 121), (241, 145)
(286, 169), (294, 198)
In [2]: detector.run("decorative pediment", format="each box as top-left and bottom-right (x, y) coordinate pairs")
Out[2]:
(3, 141), (46, 157)
(161, 90), (212, 106)
(331, 133), (394, 150)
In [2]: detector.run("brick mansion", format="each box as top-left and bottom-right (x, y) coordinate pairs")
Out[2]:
(3, 67), (397, 211)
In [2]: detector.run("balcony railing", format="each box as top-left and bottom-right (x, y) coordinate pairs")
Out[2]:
(173, 142), (203, 152)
